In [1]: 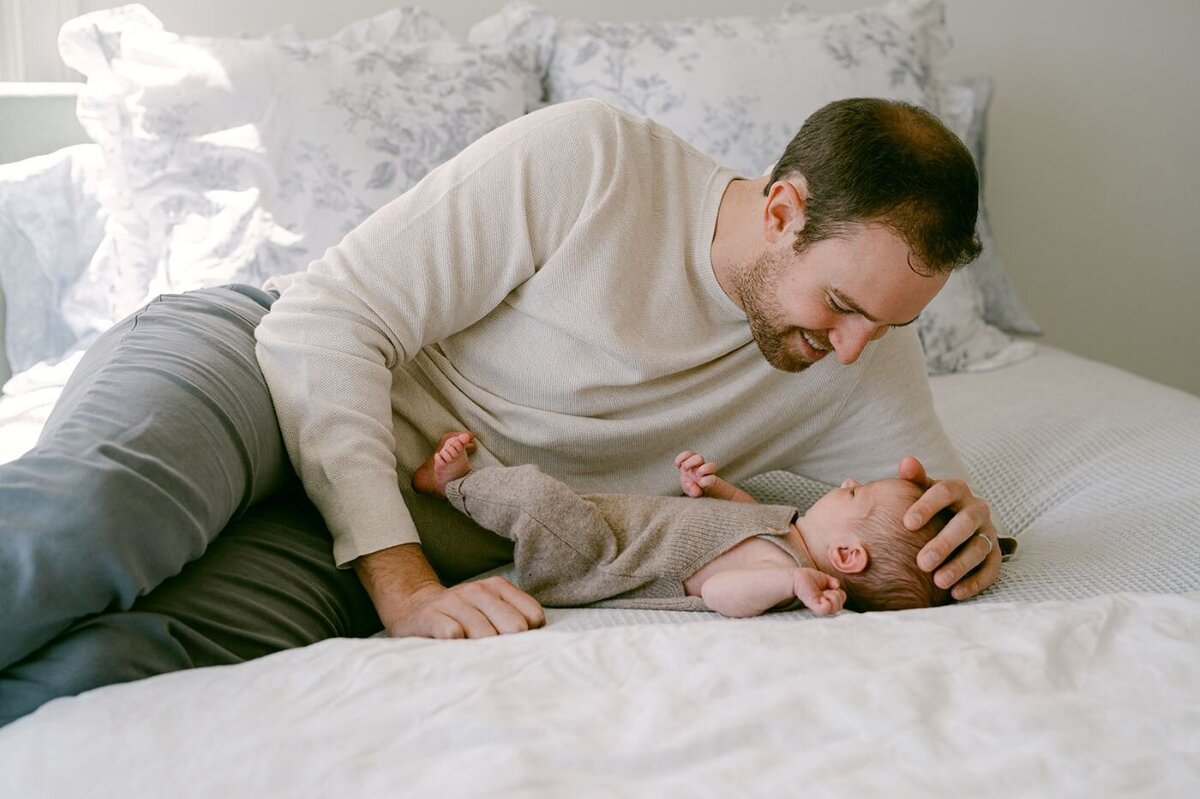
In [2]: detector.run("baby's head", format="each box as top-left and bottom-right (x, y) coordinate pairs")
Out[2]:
(798, 477), (952, 612)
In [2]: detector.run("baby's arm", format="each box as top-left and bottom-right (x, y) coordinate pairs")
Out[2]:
(701, 565), (845, 618)
(675, 451), (756, 504)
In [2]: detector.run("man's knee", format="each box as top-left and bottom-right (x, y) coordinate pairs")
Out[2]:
(0, 613), (193, 727)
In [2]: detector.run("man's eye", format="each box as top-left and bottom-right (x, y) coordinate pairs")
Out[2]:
(826, 296), (852, 314)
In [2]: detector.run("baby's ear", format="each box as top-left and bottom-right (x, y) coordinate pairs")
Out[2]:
(827, 541), (868, 575)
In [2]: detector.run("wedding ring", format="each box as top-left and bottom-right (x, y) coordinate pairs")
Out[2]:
(976, 532), (994, 555)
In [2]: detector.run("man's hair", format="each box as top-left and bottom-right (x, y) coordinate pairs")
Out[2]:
(837, 486), (955, 612)
(766, 97), (982, 275)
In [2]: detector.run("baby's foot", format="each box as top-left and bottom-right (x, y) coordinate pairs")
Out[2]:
(674, 450), (719, 498)
(413, 432), (475, 498)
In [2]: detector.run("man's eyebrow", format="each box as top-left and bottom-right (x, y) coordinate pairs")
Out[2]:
(831, 288), (919, 327)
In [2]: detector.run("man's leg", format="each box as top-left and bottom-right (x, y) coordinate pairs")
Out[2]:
(0, 285), (292, 669)
(0, 481), (379, 725)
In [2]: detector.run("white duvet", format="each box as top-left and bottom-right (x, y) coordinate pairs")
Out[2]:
(2, 592), (1198, 796)
(2, 345), (1199, 795)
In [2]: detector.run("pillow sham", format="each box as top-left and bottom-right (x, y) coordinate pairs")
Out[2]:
(473, 1), (1038, 372)
(471, 0), (951, 177)
(0, 144), (107, 375)
(58, 4), (538, 322)
(916, 79), (1037, 374)
(946, 76), (1041, 335)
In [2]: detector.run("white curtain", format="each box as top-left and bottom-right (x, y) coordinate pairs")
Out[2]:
(0, 0), (83, 82)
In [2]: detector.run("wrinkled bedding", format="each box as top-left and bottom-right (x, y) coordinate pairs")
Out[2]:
(2, 344), (1199, 795)
(2, 592), (1198, 796)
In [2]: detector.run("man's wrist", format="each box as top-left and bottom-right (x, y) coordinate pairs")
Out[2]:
(353, 543), (445, 628)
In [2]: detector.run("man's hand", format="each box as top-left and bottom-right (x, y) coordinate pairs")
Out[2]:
(388, 578), (546, 639)
(355, 543), (545, 639)
(898, 456), (1000, 601)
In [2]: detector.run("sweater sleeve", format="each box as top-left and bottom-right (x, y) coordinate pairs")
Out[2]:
(255, 101), (621, 566)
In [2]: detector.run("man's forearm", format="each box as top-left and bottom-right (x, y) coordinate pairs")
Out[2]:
(353, 543), (444, 630)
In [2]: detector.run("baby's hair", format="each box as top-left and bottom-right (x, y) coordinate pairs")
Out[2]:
(839, 483), (954, 612)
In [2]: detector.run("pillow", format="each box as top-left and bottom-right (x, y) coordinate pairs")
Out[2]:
(916, 79), (1037, 374)
(57, 4), (539, 331)
(471, 0), (951, 177)
(472, 2), (1038, 373)
(0, 144), (108, 375)
(946, 76), (1041, 335)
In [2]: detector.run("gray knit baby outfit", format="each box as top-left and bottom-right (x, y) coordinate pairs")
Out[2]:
(445, 464), (813, 611)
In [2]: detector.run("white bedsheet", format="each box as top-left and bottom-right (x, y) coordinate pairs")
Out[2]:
(2, 591), (1198, 796)
(2, 345), (1199, 794)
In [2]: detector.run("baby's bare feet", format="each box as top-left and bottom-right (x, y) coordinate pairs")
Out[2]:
(413, 432), (475, 497)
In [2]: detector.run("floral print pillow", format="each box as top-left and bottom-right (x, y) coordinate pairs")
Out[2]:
(473, 1), (1038, 374)
(472, 0), (951, 177)
(916, 79), (1037, 375)
(56, 4), (539, 339)
(0, 145), (107, 374)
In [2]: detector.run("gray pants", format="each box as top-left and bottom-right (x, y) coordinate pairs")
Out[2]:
(0, 287), (500, 725)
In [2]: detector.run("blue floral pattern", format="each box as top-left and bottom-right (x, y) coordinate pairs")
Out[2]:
(0, 145), (107, 373)
(3, 2), (1041, 379)
(472, 0), (950, 177)
(917, 80), (1037, 374)
(58, 4), (539, 309)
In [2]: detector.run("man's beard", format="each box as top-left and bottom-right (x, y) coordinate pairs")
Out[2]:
(735, 250), (826, 373)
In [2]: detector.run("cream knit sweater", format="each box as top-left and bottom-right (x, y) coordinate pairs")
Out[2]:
(256, 99), (965, 568)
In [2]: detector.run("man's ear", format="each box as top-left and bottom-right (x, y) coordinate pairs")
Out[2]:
(826, 540), (868, 575)
(762, 175), (808, 243)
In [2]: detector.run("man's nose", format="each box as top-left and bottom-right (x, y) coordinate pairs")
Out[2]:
(829, 319), (884, 365)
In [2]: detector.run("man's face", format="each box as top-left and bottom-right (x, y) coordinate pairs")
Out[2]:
(736, 224), (948, 372)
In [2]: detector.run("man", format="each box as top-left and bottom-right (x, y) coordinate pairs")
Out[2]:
(256, 97), (999, 639)
(0, 97), (1000, 722)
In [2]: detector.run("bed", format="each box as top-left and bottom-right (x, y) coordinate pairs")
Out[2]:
(2, 1), (1198, 795)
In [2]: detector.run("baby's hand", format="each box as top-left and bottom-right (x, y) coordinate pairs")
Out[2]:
(674, 451), (719, 498)
(792, 568), (846, 616)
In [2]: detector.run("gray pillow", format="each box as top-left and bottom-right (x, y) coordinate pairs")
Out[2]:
(949, 77), (1042, 336)
(915, 78), (1039, 375)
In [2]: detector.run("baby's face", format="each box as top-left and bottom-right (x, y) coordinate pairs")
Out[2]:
(803, 477), (923, 551)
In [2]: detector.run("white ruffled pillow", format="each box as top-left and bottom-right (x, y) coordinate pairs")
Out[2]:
(471, 0), (951, 177)
(57, 4), (539, 337)
(0, 144), (107, 375)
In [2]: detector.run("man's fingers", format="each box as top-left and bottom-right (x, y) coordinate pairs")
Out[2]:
(906, 478), (970, 530)
(483, 577), (547, 630)
(947, 543), (1002, 601)
(407, 581), (545, 639)
(425, 610), (466, 640)
(469, 591), (534, 635)
(896, 455), (931, 489)
(936, 532), (1003, 595)
(928, 529), (995, 589)
(443, 596), (500, 638)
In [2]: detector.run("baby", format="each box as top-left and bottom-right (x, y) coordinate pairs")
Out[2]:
(413, 432), (953, 617)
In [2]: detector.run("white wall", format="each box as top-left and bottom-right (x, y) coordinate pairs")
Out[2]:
(17, 0), (1200, 395)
